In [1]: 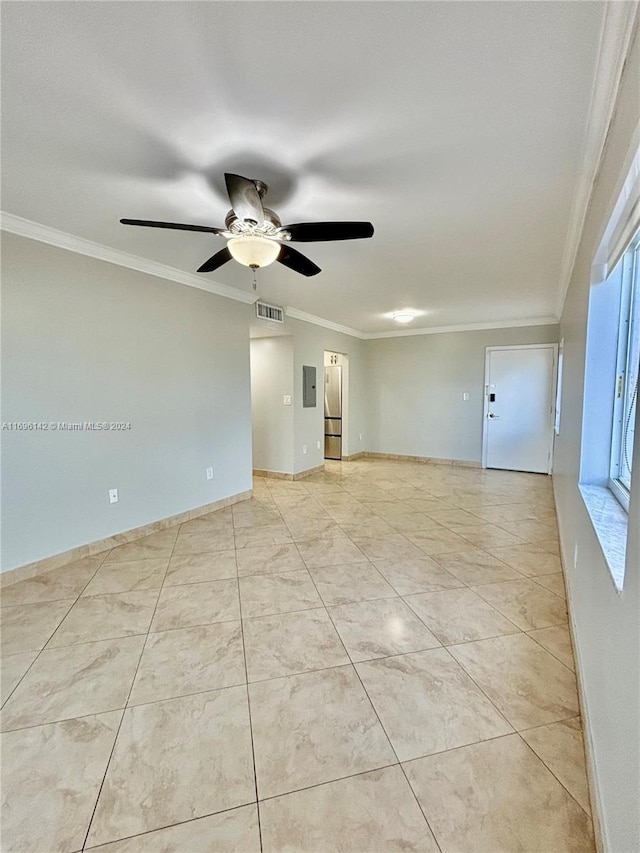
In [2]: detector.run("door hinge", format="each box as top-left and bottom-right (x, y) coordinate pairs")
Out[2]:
(616, 374), (624, 399)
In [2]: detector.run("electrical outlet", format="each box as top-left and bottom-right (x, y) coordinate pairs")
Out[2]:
(316, 440), (321, 450)
(109, 488), (119, 504)
(283, 395), (292, 406)
(302, 444), (307, 454)
(206, 467), (214, 480)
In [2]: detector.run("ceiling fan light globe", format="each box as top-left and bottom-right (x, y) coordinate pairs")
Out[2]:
(227, 236), (280, 268)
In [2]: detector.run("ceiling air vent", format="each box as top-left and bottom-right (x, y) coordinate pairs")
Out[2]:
(256, 301), (285, 323)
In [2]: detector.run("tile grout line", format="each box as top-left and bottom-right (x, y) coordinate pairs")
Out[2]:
(236, 557), (264, 853)
(7, 692), (582, 752)
(516, 731), (595, 820)
(282, 499), (447, 848)
(81, 802), (256, 852)
(525, 628), (577, 674)
(253, 760), (400, 802)
(0, 550), (112, 710)
(400, 598), (523, 647)
(4, 633), (584, 734)
(240, 485), (564, 649)
(324, 475), (558, 801)
(529, 574), (568, 598)
(318, 584), (445, 853)
(79, 530), (180, 851)
(436, 643), (520, 732)
(435, 633), (586, 780)
(362, 543), (565, 638)
(278, 510), (442, 853)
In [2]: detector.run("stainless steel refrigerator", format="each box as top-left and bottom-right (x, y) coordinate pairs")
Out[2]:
(324, 365), (342, 460)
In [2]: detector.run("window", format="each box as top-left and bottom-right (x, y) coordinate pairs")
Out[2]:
(609, 235), (639, 511)
(579, 144), (639, 592)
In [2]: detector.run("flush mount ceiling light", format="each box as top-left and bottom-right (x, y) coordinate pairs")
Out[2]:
(227, 235), (281, 269)
(392, 311), (416, 324)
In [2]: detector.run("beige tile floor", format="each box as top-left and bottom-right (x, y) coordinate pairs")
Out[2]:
(0, 459), (595, 852)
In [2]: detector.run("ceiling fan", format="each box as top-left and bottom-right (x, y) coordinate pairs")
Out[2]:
(120, 173), (374, 277)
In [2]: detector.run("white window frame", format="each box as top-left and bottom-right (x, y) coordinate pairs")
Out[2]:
(609, 237), (639, 512)
(578, 139), (639, 592)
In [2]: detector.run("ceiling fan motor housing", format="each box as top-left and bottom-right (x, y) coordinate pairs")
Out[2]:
(224, 207), (283, 237)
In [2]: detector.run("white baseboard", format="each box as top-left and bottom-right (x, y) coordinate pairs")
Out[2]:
(1, 489), (253, 586)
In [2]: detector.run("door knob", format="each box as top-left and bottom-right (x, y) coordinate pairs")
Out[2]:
(488, 412), (500, 419)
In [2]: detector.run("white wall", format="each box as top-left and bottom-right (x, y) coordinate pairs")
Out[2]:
(1, 236), (370, 568)
(365, 324), (559, 463)
(1, 233), (253, 571)
(250, 336), (294, 474)
(553, 26), (639, 853)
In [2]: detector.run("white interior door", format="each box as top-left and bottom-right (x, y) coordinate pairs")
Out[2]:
(483, 345), (557, 474)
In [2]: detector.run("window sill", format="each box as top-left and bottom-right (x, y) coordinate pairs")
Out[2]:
(579, 484), (628, 592)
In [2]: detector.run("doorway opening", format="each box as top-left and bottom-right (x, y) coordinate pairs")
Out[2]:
(324, 351), (349, 460)
(250, 328), (295, 477)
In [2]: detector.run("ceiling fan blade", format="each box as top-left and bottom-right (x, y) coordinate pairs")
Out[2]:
(197, 247), (232, 273)
(277, 245), (321, 277)
(120, 218), (224, 234)
(283, 221), (374, 242)
(224, 173), (265, 226)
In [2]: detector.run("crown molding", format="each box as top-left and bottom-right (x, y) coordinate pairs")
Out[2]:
(1, 212), (559, 340)
(556, 1), (639, 318)
(363, 316), (559, 340)
(284, 307), (366, 339)
(0, 212), (257, 305)
(284, 307), (557, 340)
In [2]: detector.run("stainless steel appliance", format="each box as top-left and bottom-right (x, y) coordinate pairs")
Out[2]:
(324, 365), (342, 459)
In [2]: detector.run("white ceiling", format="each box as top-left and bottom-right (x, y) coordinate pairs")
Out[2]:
(1, 2), (605, 334)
